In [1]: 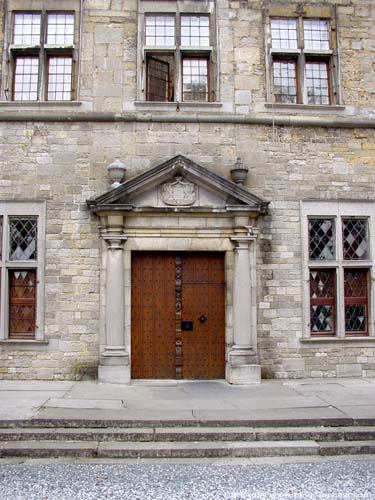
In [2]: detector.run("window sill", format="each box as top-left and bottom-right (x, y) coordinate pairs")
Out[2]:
(0, 101), (82, 108)
(0, 340), (49, 346)
(301, 337), (375, 344)
(134, 101), (223, 110)
(265, 103), (345, 112)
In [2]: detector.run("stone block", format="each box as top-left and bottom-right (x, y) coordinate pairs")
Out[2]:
(98, 365), (130, 384)
(337, 364), (363, 378)
(226, 364), (261, 385)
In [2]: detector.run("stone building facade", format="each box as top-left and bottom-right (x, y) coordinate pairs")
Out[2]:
(0, 0), (375, 383)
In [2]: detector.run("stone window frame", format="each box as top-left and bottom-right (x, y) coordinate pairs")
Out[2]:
(264, 3), (342, 107)
(301, 201), (375, 340)
(0, 201), (46, 342)
(1, 0), (81, 102)
(137, 0), (218, 104)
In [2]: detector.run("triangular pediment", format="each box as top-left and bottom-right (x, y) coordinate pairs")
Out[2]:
(87, 155), (268, 214)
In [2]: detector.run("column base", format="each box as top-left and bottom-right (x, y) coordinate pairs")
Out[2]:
(226, 363), (261, 385)
(98, 347), (130, 384)
(98, 364), (130, 384)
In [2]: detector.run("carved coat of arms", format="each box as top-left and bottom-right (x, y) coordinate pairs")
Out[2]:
(160, 176), (197, 206)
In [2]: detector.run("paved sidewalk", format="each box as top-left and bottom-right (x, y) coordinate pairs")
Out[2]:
(0, 377), (374, 425)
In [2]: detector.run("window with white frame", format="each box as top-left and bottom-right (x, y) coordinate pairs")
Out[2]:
(266, 12), (340, 105)
(5, 9), (78, 101)
(302, 202), (374, 338)
(0, 202), (45, 340)
(139, 5), (216, 103)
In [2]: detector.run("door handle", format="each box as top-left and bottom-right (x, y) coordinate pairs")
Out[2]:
(199, 314), (207, 324)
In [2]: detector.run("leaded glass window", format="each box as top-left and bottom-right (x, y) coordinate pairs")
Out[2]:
(145, 15), (175, 46)
(10, 11), (76, 101)
(9, 270), (37, 339)
(310, 269), (335, 335)
(306, 62), (330, 105)
(303, 19), (330, 51)
(9, 218), (37, 261)
(13, 13), (41, 45)
(268, 15), (337, 105)
(47, 57), (73, 101)
(13, 57), (39, 101)
(270, 18), (297, 49)
(344, 269), (368, 335)
(342, 219), (369, 260)
(143, 12), (214, 102)
(46, 13), (74, 45)
(0, 216), (2, 260)
(182, 58), (209, 102)
(181, 15), (209, 47)
(0, 203), (44, 341)
(309, 218), (335, 260)
(273, 60), (297, 104)
(304, 204), (373, 339)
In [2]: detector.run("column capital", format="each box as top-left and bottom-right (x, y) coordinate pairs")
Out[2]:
(231, 227), (259, 246)
(104, 234), (127, 250)
(230, 236), (253, 249)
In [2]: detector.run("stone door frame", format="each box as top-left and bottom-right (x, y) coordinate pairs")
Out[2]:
(96, 212), (261, 385)
(87, 155), (268, 385)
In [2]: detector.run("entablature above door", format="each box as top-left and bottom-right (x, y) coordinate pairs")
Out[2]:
(87, 155), (269, 218)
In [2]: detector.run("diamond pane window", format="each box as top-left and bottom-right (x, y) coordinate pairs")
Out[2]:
(13, 13), (41, 45)
(273, 60), (297, 104)
(310, 269), (335, 335)
(9, 270), (36, 339)
(47, 57), (72, 100)
(46, 13), (74, 45)
(306, 62), (330, 105)
(145, 15), (175, 46)
(181, 15), (209, 47)
(343, 219), (368, 260)
(304, 19), (330, 51)
(309, 218), (335, 260)
(9, 218), (37, 261)
(344, 269), (368, 335)
(271, 18), (298, 50)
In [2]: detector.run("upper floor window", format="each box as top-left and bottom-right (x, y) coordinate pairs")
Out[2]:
(6, 10), (78, 101)
(139, 7), (216, 103)
(266, 14), (340, 105)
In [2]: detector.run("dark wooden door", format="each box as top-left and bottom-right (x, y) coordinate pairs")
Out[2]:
(180, 253), (225, 379)
(131, 253), (176, 379)
(131, 252), (225, 379)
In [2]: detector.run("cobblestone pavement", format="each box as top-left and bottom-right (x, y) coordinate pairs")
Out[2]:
(0, 458), (374, 500)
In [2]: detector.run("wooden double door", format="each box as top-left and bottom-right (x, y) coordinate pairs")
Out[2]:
(131, 252), (225, 379)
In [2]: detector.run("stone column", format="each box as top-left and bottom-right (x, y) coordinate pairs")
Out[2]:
(227, 229), (261, 384)
(98, 215), (130, 384)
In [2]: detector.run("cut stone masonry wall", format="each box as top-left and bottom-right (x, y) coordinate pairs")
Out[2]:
(0, 0), (375, 379)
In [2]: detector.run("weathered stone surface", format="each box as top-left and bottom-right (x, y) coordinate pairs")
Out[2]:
(0, 0), (375, 380)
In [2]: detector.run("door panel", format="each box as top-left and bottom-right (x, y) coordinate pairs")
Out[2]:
(131, 252), (225, 379)
(131, 253), (176, 379)
(181, 253), (225, 379)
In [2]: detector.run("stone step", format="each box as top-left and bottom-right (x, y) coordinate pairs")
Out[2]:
(0, 439), (374, 459)
(0, 426), (374, 443)
(4, 416), (375, 429)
